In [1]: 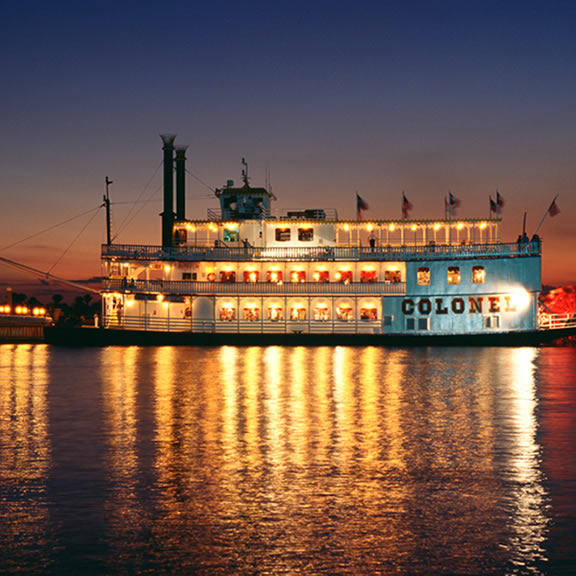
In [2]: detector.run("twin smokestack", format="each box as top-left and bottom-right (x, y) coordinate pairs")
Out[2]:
(161, 134), (187, 248)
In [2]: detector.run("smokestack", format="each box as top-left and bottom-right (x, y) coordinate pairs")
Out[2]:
(175, 145), (188, 221)
(160, 134), (176, 248)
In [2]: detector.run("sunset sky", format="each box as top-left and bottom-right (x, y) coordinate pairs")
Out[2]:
(1, 1), (575, 298)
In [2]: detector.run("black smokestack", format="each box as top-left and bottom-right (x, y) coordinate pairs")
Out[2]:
(175, 145), (188, 221)
(161, 134), (176, 248)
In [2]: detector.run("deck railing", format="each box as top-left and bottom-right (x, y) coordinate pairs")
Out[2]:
(104, 278), (406, 296)
(102, 241), (541, 262)
(102, 314), (381, 335)
(538, 313), (576, 331)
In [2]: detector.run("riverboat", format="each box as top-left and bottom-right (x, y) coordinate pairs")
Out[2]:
(47, 135), (576, 346)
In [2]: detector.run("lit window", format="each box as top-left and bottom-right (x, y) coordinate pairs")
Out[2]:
(336, 271), (353, 284)
(313, 270), (330, 283)
(298, 228), (314, 241)
(313, 306), (330, 321)
(223, 229), (239, 242)
(290, 270), (306, 283)
(472, 266), (485, 284)
(266, 270), (283, 283)
(417, 267), (430, 286)
(360, 307), (378, 320)
(384, 270), (401, 283)
(290, 306), (307, 320)
(447, 267), (461, 285)
(220, 271), (236, 283)
(243, 270), (259, 283)
(220, 306), (236, 321)
(336, 306), (353, 322)
(360, 270), (377, 283)
(267, 306), (283, 322)
(275, 228), (291, 241)
(243, 307), (260, 321)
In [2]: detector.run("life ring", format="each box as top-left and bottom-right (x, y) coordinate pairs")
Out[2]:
(207, 273), (216, 282)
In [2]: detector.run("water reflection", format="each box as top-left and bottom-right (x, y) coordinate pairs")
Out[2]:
(96, 346), (552, 574)
(0, 344), (51, 575)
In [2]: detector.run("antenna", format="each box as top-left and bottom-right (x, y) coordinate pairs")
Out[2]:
(242, 157), (249, 184)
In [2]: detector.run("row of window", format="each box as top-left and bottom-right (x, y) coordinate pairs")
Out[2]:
(222, 228), (316, 243)
(220, 305), (379, 322)
(417, 266), (485, 286)
(184, 270), (402, 283)
(406, 314), (500, 330)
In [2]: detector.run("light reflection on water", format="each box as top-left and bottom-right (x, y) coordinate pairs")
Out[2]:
(1, 344), (575, 574)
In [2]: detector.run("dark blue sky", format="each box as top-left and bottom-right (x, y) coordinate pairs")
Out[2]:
(1, 0), (575, 287)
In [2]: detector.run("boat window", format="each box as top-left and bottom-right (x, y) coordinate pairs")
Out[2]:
(220, 306), (236, 321)
(417, 267), (430, 286)
(360, 270), (377, 283)
(243, 270), (259, 283)
(290, 270), (306, 283)
(406, 317), (416, 330)
(298, 228), (314, 241)
(243, 307), (260, 321)
(384, 270), (402, 283)
(382, 315), (394, 326)
(267, 306), (283, 321)
(335, 271), (353, 284)
(220, 271), (236, 283)
(313, 306), (330, 321)
(275, 228), (291, 241)
(290, 307), (307, 321)
(472, 266), (486, 284)
(336, 306), (353, 322)
(223, 229), (239, 242)
(313, 271), (330, 283)
(447, 267), (461, 285)
(266, 270), (283, 283)
(360, 307), (378, 320)
(484, 315), (500, 328)
(418, 318), (429, 330)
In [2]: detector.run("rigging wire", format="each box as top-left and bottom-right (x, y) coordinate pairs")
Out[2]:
(186, 168), (216, 195)
(47, 206), (103, 275)
(0, 205), (103, 252)
(111, 160), (163, 242)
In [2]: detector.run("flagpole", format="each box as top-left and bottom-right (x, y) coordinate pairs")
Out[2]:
(534, 194), (559, 235)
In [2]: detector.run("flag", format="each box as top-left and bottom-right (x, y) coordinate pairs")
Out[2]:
(490, 196), (497, 214)
(449, 191), (461, 208)
(548, 198), (560, 217)
(357, 193), (369, 220)
(402, 193), (413, 220)
(496, 190), (504, 208)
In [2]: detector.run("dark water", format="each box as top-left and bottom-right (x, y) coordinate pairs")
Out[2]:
(1, 344), (575, 575)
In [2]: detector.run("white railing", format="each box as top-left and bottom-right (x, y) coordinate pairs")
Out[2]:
(102, 314), (381, 335)
(101, 241), (541, 263)
(103, 278), (406, 296)
(538, 313), (576, 330)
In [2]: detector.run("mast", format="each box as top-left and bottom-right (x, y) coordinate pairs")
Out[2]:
(104, 176), (112, 246)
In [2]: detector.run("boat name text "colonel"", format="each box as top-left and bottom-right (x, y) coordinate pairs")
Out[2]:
(401, 296), (519, 316)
